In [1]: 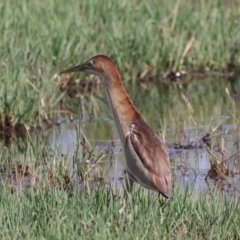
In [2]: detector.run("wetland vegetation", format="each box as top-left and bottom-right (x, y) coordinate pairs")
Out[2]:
(1, 0), (240, 239)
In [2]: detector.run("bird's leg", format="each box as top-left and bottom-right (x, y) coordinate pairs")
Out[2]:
(158, 192), (166, 205)
(119, 174), (134, 213)
(124, 173), (134, 196)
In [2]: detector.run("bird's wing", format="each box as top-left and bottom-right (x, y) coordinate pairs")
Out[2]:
(129, 117), (171, 197)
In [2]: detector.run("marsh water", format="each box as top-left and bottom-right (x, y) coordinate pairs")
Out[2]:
(47, 76), (240, 196)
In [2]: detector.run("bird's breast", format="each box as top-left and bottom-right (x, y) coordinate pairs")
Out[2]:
(103, 85), (140, 144)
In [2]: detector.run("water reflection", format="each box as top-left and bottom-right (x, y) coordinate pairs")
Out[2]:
(50, 124), (78, 156)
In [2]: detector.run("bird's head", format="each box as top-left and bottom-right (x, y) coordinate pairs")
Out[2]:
(59, 55), (121, 86)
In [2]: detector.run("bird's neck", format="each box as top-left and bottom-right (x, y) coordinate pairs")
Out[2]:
(103, 80), (140, 144)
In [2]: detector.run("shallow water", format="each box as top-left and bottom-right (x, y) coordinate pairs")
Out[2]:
(48, 116), (240, 197)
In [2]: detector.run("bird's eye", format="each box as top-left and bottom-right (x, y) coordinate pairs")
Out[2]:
(86, 60), (94, 67)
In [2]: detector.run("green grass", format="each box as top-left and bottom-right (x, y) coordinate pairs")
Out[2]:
(2, 0), (240, 75)
(0, 186), (239, 239)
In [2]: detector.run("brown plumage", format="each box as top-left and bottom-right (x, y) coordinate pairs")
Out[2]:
(59, 55), (171, 198)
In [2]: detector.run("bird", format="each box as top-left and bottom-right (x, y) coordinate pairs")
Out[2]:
(59, 55), (171, 198)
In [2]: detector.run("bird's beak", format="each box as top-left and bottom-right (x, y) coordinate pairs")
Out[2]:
(59, 63), (86, 75)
